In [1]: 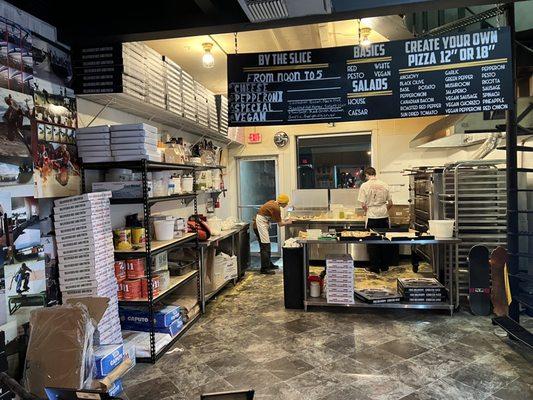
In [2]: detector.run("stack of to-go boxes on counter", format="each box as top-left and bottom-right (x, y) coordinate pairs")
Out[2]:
(76, 123), (161, 163)
(54, 192), (122, 346)
(326, 254), (355, 305)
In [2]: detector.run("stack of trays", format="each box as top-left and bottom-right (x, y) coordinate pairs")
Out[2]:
(206, 89), (218, 131)
(216, 95), (229, 136)
(76, 125), (112, 163)
(325, 254), (354, 305)
(181, 70), (196, 122)
(397, 278), (447, 302)
(110, 123), (161, 162)
(354, 288), (402, 304)
(194, 82), (209, 127)
(143, 45), (166, 109)
(73, 43), (148, 100)
(164, 57), (183, 116)
(54, 192), (122, 345)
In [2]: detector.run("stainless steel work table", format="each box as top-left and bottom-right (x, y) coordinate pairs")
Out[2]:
(298, 237), (461, 314)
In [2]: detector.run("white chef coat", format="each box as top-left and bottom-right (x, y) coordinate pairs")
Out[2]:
(358, 176), (392, 219)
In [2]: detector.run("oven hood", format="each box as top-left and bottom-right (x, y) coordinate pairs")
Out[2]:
(409, 113), (504, 148)
(237, 0), (332, 22)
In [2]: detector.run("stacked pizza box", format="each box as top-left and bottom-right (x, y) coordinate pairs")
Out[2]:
(164, 57), (183, 116)
(76, 125), (113, 163)
(397, 278), (447, 302)
(110, 123), (161, 162)
(73, 42), (148, 100)
(326, 254), (354, 304)
(181, 70), (197, 122)
(54, 192), (122, 345)
(143, 44), (166, 109)
(215, 95), (229, 136)
(206, 89), (218, 131)
(194, 81), (210, 128)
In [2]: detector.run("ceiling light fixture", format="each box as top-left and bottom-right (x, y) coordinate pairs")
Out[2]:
(202, 42), (215, 68)
(360, 27), (372, 46)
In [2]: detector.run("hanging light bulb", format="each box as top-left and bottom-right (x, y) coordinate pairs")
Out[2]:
(202, 42), (214, 68)
(360, 27), (372, 46)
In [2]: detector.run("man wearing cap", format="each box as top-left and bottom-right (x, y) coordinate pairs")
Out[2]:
(253, 194), (292, 275)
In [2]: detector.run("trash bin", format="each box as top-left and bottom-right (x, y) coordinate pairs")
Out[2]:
(282, 246), (304, 309)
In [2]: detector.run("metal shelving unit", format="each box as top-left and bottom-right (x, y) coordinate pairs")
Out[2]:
(439, 160), (507, 298)
(81, 159), (205, 363)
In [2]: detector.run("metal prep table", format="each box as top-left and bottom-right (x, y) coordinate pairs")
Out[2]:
(197, 223), (250, 312)
(299, 237), (461, 315)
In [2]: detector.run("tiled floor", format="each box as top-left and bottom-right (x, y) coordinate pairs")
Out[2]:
(123, 264), (533, 400)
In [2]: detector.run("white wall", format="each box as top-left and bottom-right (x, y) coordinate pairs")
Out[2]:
(77, 98), (232, 226)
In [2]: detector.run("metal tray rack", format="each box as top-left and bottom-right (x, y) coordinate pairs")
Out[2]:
(439, 160), (507, 297)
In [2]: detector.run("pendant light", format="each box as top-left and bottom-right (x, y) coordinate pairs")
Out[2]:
(202, 42), (215, 68)
(360, 27), (372, 46)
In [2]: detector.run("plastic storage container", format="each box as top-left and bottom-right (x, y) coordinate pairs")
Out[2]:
(428, 219), (455, 238)
(154, 220), (175, 240)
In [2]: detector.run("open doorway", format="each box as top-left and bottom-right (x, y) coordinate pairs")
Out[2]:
(237, 157), (280, 256)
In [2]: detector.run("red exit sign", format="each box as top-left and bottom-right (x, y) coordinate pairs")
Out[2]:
(248, 132), (262, 143)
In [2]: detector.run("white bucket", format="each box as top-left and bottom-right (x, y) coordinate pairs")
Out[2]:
(182, 176), (194, 193)
(310, 281), (321, 297)
(154, 220), (175, 241)
(428, 219), (455, 238)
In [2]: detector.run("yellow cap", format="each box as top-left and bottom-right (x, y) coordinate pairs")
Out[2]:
(277, 194), (289, 204)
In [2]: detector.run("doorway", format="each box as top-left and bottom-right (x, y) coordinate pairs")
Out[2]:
(237, 157), (280, 256)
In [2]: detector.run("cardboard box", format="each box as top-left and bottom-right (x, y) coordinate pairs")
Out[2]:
(54, 192), (111, 206)
(119, 305), (181, 328)
(121, 316), (183, 336)
(108, 379), (123, 397)
(93, 344), (124, 378)
(110, 123), (157, 133)
(77, 125), (110, 134)
(92, 181), (153, 199)
(110, 136), (158, 145)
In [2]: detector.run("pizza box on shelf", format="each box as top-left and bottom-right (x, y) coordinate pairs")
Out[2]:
(114, 154), (163, 162)
(80, 151), (113, 158)
(54, 198), (109, 214)
(76, 136), (111, 144)
(54, 215), (112, 230)
(110, 137), (158, 145)
(111, 149), (160, 157)
(54, 207), (111, 223)
(92, 181), (153, 199)
(111, 123), (157, 133)
(397, 278), (446, 292)
(110, 143), (158, 151)
(56, 235), (112, 251)
(82, 156), (116, 163)
(354, 288), (402, 304)
(55, 222), (111, 238)
(77, 125), (110, 134)
(54, 192), (111, 206)
(327, 295), (355, 305)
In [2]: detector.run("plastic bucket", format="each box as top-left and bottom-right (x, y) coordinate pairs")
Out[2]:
(154, 220), (175, 240)
(182, 176), (194, 193)
(428, 219), (455, 238)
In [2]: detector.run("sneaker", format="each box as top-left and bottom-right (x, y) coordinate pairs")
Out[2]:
(268, 263), (280, 270)
(260, 269), (275, 275)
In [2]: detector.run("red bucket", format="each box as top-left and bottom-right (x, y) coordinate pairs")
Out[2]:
(126, 258), (145, 279)
(141, 275), (160, 298)
(114, 261), (127, 281)
(122, 279), (142, 300)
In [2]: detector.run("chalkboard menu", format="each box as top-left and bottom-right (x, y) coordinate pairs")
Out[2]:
(227, 27), (512, 126)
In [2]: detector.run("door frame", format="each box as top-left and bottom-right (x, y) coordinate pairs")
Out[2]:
(236, 155), (280, 256)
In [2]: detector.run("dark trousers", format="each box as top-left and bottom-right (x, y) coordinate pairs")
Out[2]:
(367, 218), (390, 269)
(254, 228), (271, 271)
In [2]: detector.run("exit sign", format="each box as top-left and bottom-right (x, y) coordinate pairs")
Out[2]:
(248, 132), (262, 143)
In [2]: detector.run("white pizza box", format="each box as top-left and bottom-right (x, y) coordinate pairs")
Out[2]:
(58, 248), (114, 265)
(54, 203), (110, 217)
(57, 241), (114, 258)
(56, 234), (113, 251)
(56, 232), (113, 248)
(111, 149), (159, 156)
(97, 319), (122, 338)
(76, 137), (110, 146)
(110, 136), (158, 145)
(110, 131), (159, 140)
(76, 125), (110, 134)
(59, 270), (116, 289)
(59, 258), (115, 274)
(63, 282), (118, 299)
(110, 143), (158, 151)
(54, 216), (112, 231)
(54, 192), (111, 207)
(327, 296), (355, 305)
(123, 87), (147, 101)
(147, 100), (166, 109)
(55, 222), (111, 238)
(110, 123), (157, 133)
(53, 198), (109, 214)
(59, 267), (106, 282)
(92, 181), (153, 199)
(122, 47), (145, 63)
(326, 285), (354, 294)
(113, 154), (162, 162)
(54, 208), (110, 223)
(80, 150), (113, 157)
(76, 142), (111, 151)
(83, 156), (116, 163)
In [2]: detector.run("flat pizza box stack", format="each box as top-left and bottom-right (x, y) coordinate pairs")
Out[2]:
(181, 70), (197, 123)
(164, 57), (183, 116)
(54, 192), (122, 345)
(326, 254), (354, 305)
(215, 95), (229, 136)
(354, 288), (402, 304)
(194, 81), (210, 128)
(110, 123), (161, 162)
(397, 278), (447, 303)
(76, 125), (112, 163)
(72, 42), (148, 99)
(206, 89), (218, 131)
(143, 45), (166, 109)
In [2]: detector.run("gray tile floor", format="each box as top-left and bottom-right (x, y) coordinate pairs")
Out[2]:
(123, 268), (533, 400)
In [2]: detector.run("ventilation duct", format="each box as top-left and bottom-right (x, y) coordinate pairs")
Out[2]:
(238, 0), (332, 22)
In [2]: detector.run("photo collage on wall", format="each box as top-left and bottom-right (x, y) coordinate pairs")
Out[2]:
(31, 33), (79, 198)
(0, 16), (34, 189)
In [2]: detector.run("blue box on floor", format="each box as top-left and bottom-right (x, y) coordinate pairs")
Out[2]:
(94, 344), (124, 378)
(108, 379), (123, 397)
(119, 305), (181, 328)
(121, 316), (184, 336)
